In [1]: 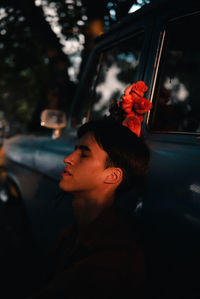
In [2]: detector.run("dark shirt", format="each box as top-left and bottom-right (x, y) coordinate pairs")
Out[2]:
(31, 206), (145, 299)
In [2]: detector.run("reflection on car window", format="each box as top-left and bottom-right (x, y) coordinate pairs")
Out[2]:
(149, 13), (200, 133)
(89, 33), (144, 120)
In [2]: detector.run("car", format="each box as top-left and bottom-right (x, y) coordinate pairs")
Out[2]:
(3, 0), (200, 294)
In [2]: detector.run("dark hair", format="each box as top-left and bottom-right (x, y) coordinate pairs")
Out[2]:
(78, 118), (150, 193)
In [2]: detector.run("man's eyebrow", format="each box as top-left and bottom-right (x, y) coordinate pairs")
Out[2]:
(75, 145), (91, 152)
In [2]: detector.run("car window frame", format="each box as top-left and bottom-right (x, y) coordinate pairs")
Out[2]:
(143, 8), (200, 144)
(147, 12), (200, 136)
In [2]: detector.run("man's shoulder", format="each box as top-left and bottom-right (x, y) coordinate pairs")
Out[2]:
(82, 206), (142, 253)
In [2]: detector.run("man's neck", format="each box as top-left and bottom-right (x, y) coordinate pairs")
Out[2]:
(72, 192), (115, 231)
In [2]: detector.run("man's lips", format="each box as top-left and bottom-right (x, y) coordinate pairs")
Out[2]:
(61, 167), (72, 177)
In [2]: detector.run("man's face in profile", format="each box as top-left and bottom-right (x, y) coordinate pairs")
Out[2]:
(59, 132), (108, 197)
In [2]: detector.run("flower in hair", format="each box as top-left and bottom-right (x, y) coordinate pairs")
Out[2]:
(122, 112), (142, 137)
(117, 81), (152, 137)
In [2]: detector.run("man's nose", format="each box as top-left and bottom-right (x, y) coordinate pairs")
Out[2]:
(64, 151), (76, 166)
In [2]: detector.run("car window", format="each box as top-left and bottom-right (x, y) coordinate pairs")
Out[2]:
(89, 33), (144, 120)
(71, 32), (144, 127)
(149, 13), (200, 134)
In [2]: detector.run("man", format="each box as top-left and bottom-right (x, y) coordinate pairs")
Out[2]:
(32, 118), (150, 299)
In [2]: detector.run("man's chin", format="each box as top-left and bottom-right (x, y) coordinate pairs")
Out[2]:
(59, 180), (69, 192)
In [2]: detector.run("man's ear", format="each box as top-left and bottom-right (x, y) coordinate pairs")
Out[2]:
(104, 167), (123, 185)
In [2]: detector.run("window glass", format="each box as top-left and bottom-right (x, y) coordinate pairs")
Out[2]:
(70, 55), (99, 128)
(71, 32), (144, 127)
(149, 14), (200, 133)
(90, 33), (144, 120)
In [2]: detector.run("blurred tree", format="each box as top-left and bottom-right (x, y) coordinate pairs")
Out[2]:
(0, 0), (77, 133)
(79, 0), (149, 73)
(0, 0), (149, 133)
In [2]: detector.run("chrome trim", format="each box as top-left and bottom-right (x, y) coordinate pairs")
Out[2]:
(146, 30), (166, 125)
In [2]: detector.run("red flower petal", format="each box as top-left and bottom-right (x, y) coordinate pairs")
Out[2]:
(135, 81), (148, 93)
(124, 84), (134, 96)
(133, 97), (152, 114)
(130, 81), (148, 98)
(122, 94), (134, 104)
(122, 113), (142, 137)
(121, 102), (133, 114)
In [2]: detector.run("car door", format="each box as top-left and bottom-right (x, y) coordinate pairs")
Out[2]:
(142, 9), (200, 296)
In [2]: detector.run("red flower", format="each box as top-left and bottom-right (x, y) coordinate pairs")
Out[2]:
(118, 81), (152, 136)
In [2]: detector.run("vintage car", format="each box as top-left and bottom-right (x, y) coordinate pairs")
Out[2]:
(2, 0), (200, 295)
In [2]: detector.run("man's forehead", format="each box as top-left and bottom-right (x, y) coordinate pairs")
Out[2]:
(77, 132), (105, 154)
(78, 132), (97, 148)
